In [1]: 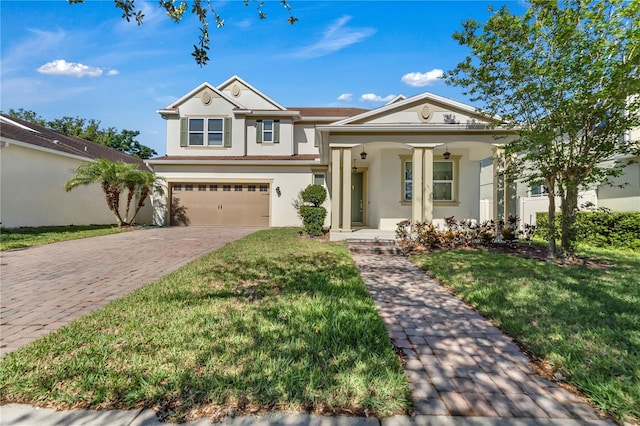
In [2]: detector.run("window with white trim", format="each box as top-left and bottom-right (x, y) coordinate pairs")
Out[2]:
(433, 161), (454, 201)
(188, 118), (225, 146)
(403, 160), (413, 202)
(402, 158), (458, 203)
(256, 120), (280, 143)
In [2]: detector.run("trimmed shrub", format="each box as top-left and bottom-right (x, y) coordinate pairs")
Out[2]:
(536, 211), (640, 251)
(296, 184), (327, 236)
(299, 206), (327, 236)
(300, 185), (327, 207)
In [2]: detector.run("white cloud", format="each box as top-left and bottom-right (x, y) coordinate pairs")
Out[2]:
(37, 59), (118, 78)
(401, 69), (444, 87)
(337, 93), (353, 101)
(293, 16), (376, 59)
(360, 93), (396, 103)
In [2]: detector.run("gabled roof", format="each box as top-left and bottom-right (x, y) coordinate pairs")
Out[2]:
(217, 75), (286, 111)
(331, 92), (500, 126)
(161, 81), (245, 111)
(0, 114), (145, 166)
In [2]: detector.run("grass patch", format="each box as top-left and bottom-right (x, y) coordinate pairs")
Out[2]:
(0, 225), (129, 250)
(409, 246), (639, 424)
(0, 229), (410, 422)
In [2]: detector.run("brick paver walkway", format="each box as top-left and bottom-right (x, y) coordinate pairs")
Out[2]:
(351, 253), (612, 423)
(0, 227), (259, 356)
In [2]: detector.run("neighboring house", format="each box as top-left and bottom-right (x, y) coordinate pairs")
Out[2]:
(481, 125), (640, 226)
(149, 75), (518, 235)
(0, 114), (152, 228)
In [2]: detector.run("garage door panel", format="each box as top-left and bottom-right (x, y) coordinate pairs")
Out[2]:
(171, 183), (269, 226)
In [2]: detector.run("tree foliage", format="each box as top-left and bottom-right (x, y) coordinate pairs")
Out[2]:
(6, 108), (157, 159)
(446, 0), (640, 258)
(65, 159), (164, 227)
(68, 0), (298, 66)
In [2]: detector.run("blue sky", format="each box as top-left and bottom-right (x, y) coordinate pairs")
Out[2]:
(1, 1), (526, 156)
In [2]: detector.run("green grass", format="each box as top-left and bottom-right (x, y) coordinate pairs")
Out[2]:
(409, 246), (640, 424)
(0, 225), (129, 250)
(0, 229), (411, 422)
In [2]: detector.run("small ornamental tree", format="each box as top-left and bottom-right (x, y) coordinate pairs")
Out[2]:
(65, 158), (163, 227)
(295, 184), (327, 236)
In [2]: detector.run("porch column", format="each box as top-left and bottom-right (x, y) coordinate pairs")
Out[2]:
(331, 147), (342, 229)
(411, 147), (434, 224)
(341, 147), (352, 231)
(422, 148), (433, 223)
(412, 148), (424, 223)
(492, 146), (506, 220)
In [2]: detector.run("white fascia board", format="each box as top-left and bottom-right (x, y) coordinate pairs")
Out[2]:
(0, 116), (41, 133)
(297, 116), (351, 123)
(1, 137), (92, 162)
(317, 124), (514, 134)
(244, 110), (301, 118)
(156, 108), (179, 118)
(216, 75), (287, 111)
(148, 159), (324, 166)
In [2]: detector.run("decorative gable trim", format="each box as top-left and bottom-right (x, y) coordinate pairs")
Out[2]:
(161, 82), (245, 111)
(330, 92), (501, 126)
(217, 75), (287, 111)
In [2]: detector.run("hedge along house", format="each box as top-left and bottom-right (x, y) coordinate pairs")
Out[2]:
(148, 76), (517, 236)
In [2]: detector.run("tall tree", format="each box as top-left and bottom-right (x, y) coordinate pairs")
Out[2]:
(68, 0), (297, 66)
(446, 0), (640, 258)
(5, 109), (157, 159)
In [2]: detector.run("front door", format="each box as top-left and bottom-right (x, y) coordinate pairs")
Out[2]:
(351, 172), (364, 225)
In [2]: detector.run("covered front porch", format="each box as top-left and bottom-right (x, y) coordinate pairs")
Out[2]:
(326, 139), (511, 240)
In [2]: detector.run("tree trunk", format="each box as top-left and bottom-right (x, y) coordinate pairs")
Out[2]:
(124, 185), (135, 223)
(102, 183), (126, 227)
(560, 182), (579, 257)
(546, 177), (558, 259)
(129, 188), (150, 224)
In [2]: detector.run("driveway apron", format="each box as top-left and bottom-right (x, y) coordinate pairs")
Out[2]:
(0, 227), (259, 356)
(351, 252), (612, 423)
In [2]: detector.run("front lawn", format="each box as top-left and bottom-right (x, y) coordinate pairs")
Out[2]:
(0, 225), (129, 250)
(0, 229), (411, 422)
(409, 246), (640, 424)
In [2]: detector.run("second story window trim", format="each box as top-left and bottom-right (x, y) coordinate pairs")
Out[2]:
(180, 117), (232, 148)
(256, 119), (280, 144)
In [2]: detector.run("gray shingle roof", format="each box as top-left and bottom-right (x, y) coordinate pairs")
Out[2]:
(0, 114), (145, 166)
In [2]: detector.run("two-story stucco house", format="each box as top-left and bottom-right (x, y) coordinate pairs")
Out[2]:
(148, 76), (518, 236)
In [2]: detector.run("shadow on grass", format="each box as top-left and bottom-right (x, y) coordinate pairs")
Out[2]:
(411, 249), (639, 422)
(0, 233), (410, 422)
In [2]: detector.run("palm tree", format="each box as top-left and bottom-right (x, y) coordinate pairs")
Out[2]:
(125, 169), (164, 224)
(65, 159), (140, 227)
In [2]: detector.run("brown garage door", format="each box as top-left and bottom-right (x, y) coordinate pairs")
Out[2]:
(170, 183), (269, 226)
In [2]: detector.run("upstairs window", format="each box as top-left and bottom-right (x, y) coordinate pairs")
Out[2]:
(181, 117), (231, 147)
(256, 120), (280, 143)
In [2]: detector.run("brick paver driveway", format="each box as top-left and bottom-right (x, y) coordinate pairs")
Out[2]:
(0, 226), (259, 356)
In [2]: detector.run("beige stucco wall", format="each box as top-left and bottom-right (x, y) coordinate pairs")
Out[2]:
(246, 119), (294, 156)
(151, 164), (323, 227)
(0, 144), (152, 228)
(293, 123), (319, 155)
(219, 82), (280, 110)
(598, 158), (640, 212)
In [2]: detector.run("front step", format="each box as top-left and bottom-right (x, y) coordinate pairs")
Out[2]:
(347, 239), (404, 255)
